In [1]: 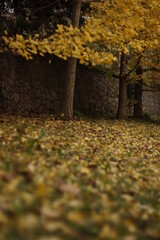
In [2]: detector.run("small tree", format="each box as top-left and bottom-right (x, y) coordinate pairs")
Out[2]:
(134, 65), (143, 118)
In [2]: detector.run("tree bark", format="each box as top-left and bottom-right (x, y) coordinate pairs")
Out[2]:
(61, 0), (82, 119)
(117, 52), (128, 119)
(134, 66), (143, 118)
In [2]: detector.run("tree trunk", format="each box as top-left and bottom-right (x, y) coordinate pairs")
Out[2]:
(61, 0), (82, 119)
(134, 66), (143, 118)
(117, 52), (128, 119)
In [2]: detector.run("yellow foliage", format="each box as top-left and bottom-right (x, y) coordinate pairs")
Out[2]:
(0, 0), (160, 68)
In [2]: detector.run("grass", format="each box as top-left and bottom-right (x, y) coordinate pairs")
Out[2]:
(0, 115), (160, 240)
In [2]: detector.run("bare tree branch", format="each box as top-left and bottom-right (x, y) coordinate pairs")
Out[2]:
(126, 55), (142, 77)
(82, 0), (101, 4)
(143, 67), (160, 73)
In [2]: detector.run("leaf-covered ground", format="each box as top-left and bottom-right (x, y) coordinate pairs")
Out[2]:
(0, 115), (160, 240)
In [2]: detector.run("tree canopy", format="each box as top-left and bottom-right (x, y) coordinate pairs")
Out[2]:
(1, 0), (160, 64)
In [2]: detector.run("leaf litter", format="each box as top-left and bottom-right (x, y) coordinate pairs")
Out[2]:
(0, 115), (160, 240)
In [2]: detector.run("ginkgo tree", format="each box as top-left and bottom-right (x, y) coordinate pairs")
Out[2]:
(1, 0), (160, 119)
(84, 0), (160, 118)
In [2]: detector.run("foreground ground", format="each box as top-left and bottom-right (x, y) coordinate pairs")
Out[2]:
(0, 115), (160, 240)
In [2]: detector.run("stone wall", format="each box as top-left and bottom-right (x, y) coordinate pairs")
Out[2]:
(143, 90), (160, 116)
(0, 53), (159, 117)
(0, 54), (64, 114)
(0, 53), (118, 116)
(74, 67), (119, 116)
